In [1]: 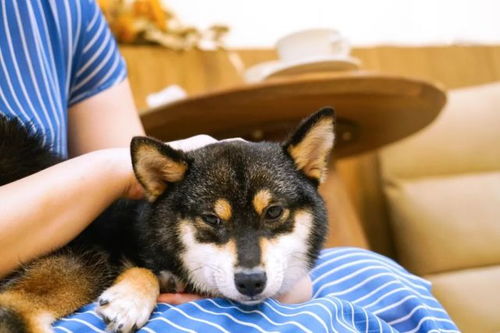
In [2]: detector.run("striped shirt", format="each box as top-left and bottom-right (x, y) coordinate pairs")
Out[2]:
(53, 248), (459, 332)
(0, 0), (127, 158)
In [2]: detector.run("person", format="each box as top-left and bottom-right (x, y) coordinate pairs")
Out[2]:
(0, 1), (458, 332)
(0, 0), (310, 306)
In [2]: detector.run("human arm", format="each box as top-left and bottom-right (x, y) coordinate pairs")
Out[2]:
(0, 148), (141, 277)
(0, 79), (142, 277)
(68, 79), (145, 156)
(0, 80), (217, 277)
(0, 0), (213, 277)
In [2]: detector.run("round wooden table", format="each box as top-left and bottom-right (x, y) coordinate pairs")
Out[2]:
(140, 72), (447, 248)
(141, 72), (446, 159)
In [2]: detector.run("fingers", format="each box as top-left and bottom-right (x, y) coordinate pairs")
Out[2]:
(157, 293), (204, 305)
(275, 275), (312, 304)
(219, 137), (247, 144)
(166, 135), (248, 152)
(167, 135), (217, 152)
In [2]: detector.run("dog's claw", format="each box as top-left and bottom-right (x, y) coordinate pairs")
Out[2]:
(99, 298), (109, 306)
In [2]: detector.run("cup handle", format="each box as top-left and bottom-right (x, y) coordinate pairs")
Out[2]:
(330, 36), (350, 56)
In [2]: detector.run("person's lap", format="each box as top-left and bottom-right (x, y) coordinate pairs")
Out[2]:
(53, 248), (459, 333)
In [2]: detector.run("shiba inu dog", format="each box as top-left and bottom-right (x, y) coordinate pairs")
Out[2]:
(0, 107), (335, 333)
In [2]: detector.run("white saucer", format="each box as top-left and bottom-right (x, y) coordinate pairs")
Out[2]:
(244, 55), (361, 83)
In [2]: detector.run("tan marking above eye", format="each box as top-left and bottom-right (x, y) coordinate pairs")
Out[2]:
(253, 189), (272, 215)
(214, 198), (232, 221)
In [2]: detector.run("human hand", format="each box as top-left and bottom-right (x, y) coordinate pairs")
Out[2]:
(275, 275), (313, 304)
(95, 148), (145, 200)
(166, 134), (218, 152)
(157, 292), (204, 305)
(156, 275), (312, 305)
(166, 135), (247, 152)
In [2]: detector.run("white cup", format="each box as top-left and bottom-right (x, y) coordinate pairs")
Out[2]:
(275, 28), (350, 62)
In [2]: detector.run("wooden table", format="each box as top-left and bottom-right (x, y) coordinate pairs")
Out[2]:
(140, 72), (447, 247)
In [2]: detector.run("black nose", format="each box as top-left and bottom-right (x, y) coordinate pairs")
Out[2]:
(234, 271), (267, 297)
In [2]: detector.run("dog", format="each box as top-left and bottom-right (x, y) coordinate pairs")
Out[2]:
(0, 107), (335, 333)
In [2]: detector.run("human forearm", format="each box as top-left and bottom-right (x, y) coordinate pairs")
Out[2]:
(0, 149), (139, 277)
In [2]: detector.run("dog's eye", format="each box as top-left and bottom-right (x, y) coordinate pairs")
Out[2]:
(201, 214), (221, 227)
(264, 205), (284, 220)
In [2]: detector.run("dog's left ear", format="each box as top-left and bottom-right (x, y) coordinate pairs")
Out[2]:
(283, 107), (335, 184)
(131, 137), (188, 201)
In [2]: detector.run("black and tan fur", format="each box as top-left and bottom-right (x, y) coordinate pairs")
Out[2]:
(0, 108), (335, 333)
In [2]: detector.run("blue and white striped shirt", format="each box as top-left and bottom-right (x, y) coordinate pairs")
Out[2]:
(0, 0), (126, 158)
(53, 248), (459, 332)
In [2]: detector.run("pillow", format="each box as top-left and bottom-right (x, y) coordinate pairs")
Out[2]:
(427, 264), (500, 332)
(385, 171), (500, 275)
(381, 81), (500, 179)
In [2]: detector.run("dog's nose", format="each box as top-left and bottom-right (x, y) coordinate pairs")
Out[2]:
(234, 271), (267, 297)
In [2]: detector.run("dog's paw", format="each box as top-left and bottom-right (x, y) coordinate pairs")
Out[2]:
(95, 268), (159, 333)
(96, 284), (156, 333)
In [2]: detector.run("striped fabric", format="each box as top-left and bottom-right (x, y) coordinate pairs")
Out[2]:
(53, 248), (459, 332)
(0, 0), (127, 158)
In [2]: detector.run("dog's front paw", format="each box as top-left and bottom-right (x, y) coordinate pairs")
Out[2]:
(96, 268), (159, 333)
(96, 284), (156, 333)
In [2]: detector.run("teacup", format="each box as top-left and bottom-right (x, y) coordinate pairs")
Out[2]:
(275, 28), (350, 62)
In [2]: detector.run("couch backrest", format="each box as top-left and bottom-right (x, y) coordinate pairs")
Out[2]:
(379, 81), (500, 274)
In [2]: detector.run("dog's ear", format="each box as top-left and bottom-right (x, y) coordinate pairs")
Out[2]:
(283, 107), (335, 185)
(131, 136), (188, 201)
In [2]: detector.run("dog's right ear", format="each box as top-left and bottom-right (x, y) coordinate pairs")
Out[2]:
(283, 107), (335, 185)
(131, 137), (188, 202)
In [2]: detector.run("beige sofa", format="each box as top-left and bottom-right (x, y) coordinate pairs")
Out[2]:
(378, 82), (500, 332)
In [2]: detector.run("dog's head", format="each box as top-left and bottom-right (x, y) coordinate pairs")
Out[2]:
(131, 108), (334, 304)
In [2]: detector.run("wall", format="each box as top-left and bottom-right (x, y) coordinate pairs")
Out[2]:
(164, 0), (500, 47)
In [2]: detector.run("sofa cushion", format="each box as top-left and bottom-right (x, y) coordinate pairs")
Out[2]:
(384, 171), (500, 275)
(426, 265), (500, 333)
(380, 81), (500, 276)
(381, 82), (500, 179)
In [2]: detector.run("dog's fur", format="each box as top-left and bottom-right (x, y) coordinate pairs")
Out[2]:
(0, 108), (335, 333)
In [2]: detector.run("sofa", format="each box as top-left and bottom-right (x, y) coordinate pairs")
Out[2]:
(377, 81), (500, 332)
